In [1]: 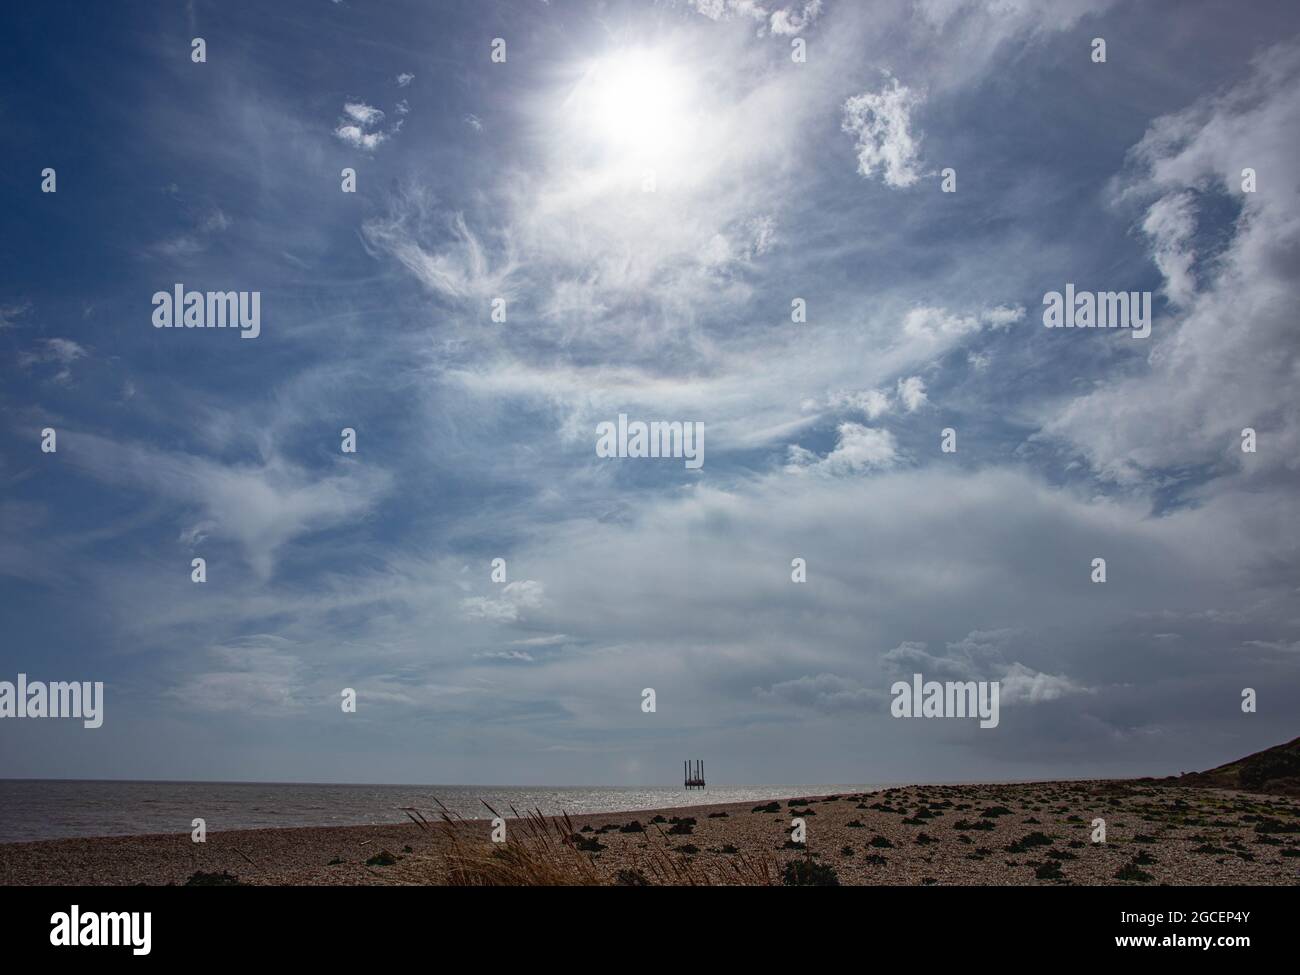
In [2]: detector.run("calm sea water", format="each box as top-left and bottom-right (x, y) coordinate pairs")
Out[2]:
(0, 780), (875, 843)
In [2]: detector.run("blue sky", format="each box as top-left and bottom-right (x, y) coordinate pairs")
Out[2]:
(2, 0), (1298, 786)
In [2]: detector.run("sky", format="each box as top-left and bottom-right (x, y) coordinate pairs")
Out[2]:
(1, 0), (1298, 787)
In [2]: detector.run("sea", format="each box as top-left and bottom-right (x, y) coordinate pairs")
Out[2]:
(0, 780), (877, 844)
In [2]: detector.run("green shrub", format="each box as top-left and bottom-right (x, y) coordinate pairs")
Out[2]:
(1115, 860), (1153, 882)
(782, 859), (840, 886)
(1006, 831), (1052, 854)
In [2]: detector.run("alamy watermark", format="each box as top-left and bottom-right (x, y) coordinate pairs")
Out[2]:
(50, 906), (150, 955)
(0, 674), (103, 728)
(152, 284), (261, 339)
(1042, 284), (1150, 338)
(890, 673), (999, 729)
(596, 414), (704, 469)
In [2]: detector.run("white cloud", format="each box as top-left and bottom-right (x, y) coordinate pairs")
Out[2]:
(1045, 41), (1300, 482)
(755, 672), (875, 712)
(475, 650), (535, 662)
(146, 207), (231, 261)
(883, 632), (1089, 706)
(903, 304), (1022, 342)
(65, 432), (391, 580)
(167, 638), (304, 713)
(343, 102), (384, 125)
(395, 72), (414, 87)
(1140, 190), (1198, 306)
(998, 663), (1087, 704)
(842, 73), (925, 188)
(691, 0), (768, 24)
(788, 422), (899, 474)
(510, 634), (568, 647)
(178, 521), (215, 548)
(334, 125), (386, 150)
(363, 198), (518, 304)
(18, 337), (88, 384)
(829, 388), (891, 419)
(691, 0), (822, 36)
(896, 375), (927, 412)
(903, 306), (979, 340)
(982, 304), (1025, 329)
(334, 101), (392, 150)
(769, 1), (823, 35)
(461, 580), (546, 622)
(39, 338), (86, 364)
(0, 301), (31, 329)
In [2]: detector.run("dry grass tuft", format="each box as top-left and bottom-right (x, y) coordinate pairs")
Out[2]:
(410, 800), (777, 886)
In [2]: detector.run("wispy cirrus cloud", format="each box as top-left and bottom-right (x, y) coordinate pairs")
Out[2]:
(62, 431), (391, 580)
(18, 337), (88, 384)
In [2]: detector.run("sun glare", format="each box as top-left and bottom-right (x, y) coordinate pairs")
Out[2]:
(567, 48), (696, 162)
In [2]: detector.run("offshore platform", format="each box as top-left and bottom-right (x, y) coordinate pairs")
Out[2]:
(683, 759), (705, 789)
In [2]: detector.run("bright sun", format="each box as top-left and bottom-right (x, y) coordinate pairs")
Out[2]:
(566, 48), (695, 162)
